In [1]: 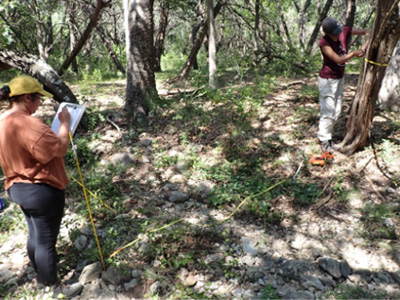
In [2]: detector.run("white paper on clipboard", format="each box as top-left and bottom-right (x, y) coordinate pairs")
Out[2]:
(51, 102), (85, 136)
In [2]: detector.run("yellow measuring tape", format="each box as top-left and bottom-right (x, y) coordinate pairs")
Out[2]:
(365, 58), (388, 67)
(69, 132), (106, 270)
(69, 175), (117, 214)
(108, 179), (288, 259)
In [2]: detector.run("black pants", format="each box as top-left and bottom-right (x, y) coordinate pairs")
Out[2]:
(8, 183), (65, 285)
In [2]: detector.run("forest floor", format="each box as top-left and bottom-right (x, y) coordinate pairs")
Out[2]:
(1, 72), (400, 299)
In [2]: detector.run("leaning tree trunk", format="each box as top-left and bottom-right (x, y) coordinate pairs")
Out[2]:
(341, 0), (400, 155)
(179, 0), (227, 81)
(154, 0), (169, 72)
(124, 0), (157, 127)
(305, 0), (333, 55)
(58, 0), (108, 76)
(0, 50), (78, 104)
(96, 25), (125, 74)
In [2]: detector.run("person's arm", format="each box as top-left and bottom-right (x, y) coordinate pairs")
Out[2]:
(352, 28), (370, 53)
(321, 45), (364, 65)
(55, 107), (71, 157)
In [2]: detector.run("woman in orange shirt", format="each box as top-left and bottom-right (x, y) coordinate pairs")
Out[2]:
(0, 75), (82, 298)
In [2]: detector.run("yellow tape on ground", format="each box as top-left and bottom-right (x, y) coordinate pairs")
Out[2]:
(109, 179), (288, 259)
(69, 175), (117, 214)
(69, 132), (106, 270)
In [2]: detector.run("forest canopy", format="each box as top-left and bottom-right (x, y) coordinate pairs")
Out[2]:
(0, 0), (375, 82)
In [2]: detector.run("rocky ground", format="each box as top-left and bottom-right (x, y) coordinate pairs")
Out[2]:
(0, 74), (399, 299)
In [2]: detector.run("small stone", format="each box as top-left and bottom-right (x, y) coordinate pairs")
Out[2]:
(318, 257), (342, 279)
(340, 260), (352, 278)
(79, 262), (103, 284)
(124, 279), (138, 291)
(150, 281), (161, 295)
(169, 191), (189, 203)
(242, 238), (258, 256)
(74, 235), (87, 251)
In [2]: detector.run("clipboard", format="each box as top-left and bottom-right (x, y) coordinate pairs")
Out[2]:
(51, 102), (85, 136)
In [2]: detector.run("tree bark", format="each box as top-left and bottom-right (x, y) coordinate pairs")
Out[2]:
(23, 0), (54, 61)
(253, 0), (261, 64)
(207, 0), (217, 89)
(58, 0), (108, 76)
(344, 0), (356, 47)
(305, 0), (333, 55)
(378, 40), (400, 111)
(68, 0), (79, 73)
(154, 0), (170, 72)
(341, 0), (400, 154)
(0, 50), (78, 104)
(298, 0), (311, 51)
(179, 0), (227, 81)
(275, 0), (292, 49)
(96, 25), (126, 73)
(124, 0), (157, 127)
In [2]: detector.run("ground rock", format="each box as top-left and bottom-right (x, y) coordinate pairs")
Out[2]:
(169, 191), (189, 203)
(318, 257), (342, 279)
(74, 235), (87, 251)
(242, 238), (258, 256)
(339, 260), (352, 278)
(282, 289), (314, 299)
(300, 274), (325, 291)
(110, 153), (136, 166)
(80, 262), (103, 284)
(0, 268), (14, 284)
(124, 278), (138, 291)
(102, 266), (130, 286)
(279, 260), (301, 281)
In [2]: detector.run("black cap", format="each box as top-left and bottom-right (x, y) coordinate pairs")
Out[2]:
(322, 17), (343, 36)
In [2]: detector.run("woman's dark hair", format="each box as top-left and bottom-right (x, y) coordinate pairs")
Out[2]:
(0, 85), (11, 101)
(29, 92), (39, 102)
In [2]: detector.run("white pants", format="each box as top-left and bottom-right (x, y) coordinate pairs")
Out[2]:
(317, 77), (345, 142)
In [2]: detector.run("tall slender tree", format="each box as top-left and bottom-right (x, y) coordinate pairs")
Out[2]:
(207, 0), (217, 89)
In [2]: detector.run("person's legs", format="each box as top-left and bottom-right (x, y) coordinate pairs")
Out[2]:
(318, 77), (343, 142)
(333, 77), (345, 122)
(8, 183), (65, 285)
(20, 207), (38, 272)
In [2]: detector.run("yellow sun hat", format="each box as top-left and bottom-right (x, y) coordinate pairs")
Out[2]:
(8, 75), (53, 98)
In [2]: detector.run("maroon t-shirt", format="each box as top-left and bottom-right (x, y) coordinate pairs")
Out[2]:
(319, 27), (352, 79)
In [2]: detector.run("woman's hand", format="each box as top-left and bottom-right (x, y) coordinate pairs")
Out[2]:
(355, 49), (365, 57)
(58, 107), (71, 126)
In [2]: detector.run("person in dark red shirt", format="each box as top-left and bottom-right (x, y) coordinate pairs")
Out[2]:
(318, 17), (369, 152)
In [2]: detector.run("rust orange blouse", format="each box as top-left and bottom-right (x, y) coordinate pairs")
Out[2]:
(0, 112), (69, 190)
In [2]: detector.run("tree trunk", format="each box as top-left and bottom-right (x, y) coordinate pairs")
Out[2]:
(298, 0), (311, 51)
(179, 0), (227, 81)
(58, 0), (108, 76)
(124, 0), (157, 127)
(305, 0), (333, 55)
(341, 0), (400, 155)
(207, 0), (217, 89)
(0, 50), (78, 104)
(344, 0), (356, 47)
(68, 0), (79, 73)
(154, 0), (170, 72)
(253, 0), (260, 64)
(378, 40), (400, 111)
(96, 25), (125, 74)
(23, 0), (54, 61)
(275, 0), (292, 49)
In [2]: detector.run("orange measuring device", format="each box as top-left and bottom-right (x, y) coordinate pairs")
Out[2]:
(309, 151), (335, 166)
